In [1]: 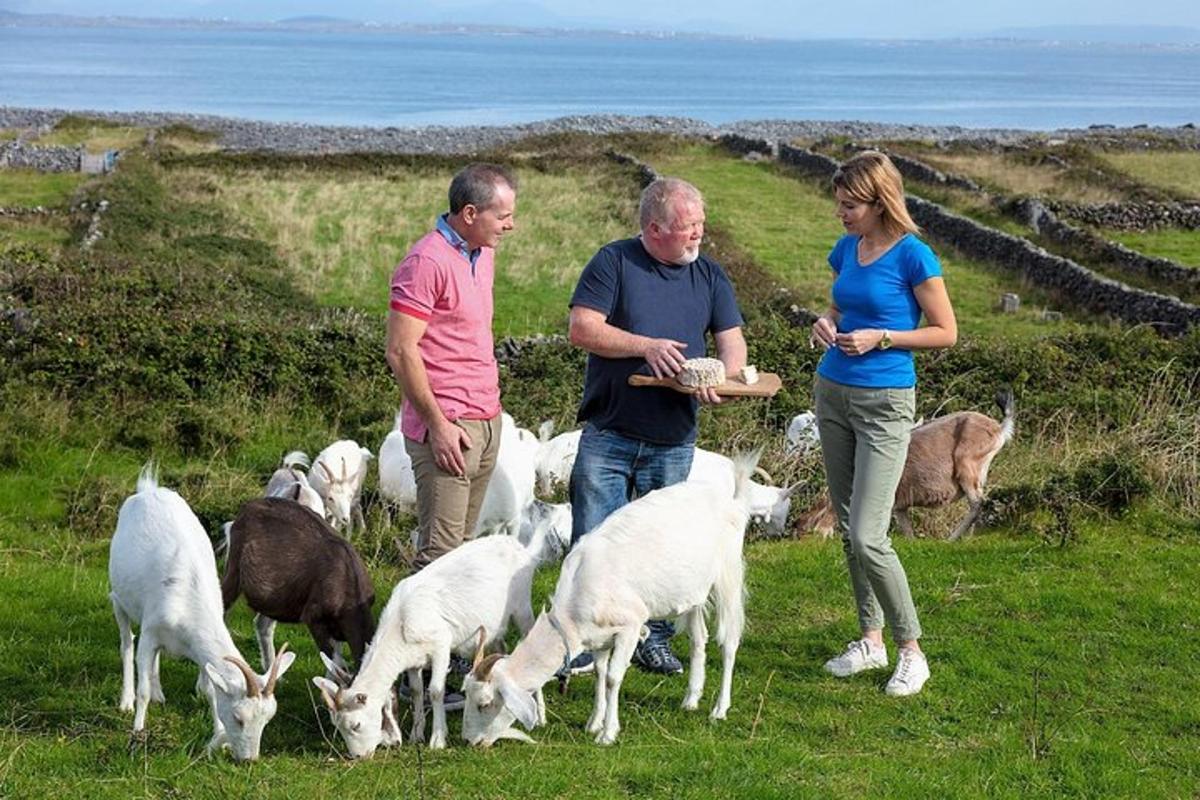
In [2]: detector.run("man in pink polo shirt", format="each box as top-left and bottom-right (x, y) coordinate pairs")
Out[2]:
(385, 163), (517, 571)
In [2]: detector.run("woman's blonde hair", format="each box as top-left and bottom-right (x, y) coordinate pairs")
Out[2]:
(832, 151), (919, 239)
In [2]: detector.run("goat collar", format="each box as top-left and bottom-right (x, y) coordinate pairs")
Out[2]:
(545, 608), (574, 675)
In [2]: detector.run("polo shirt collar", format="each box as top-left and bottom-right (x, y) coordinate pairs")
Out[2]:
(437, 213), (481, 267)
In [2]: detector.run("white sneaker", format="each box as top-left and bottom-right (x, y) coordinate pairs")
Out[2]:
(885, 648), (930, 697)
(823, 639), (888, 678)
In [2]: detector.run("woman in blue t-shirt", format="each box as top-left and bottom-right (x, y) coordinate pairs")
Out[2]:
(810, 151), (958, 697)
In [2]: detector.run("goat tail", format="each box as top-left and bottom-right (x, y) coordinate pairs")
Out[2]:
(136, 460), (159, 494)
(730, 447), (764, 502)
(995, 387), (1016, 448)
(215, 521), (232, 558)
(712, 546), (746, 649)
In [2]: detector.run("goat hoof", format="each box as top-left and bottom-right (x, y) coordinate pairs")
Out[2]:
(427, 733), (446, 750)
(118, 697), (135, 713)
(681, 696), (700, 711)
(709, 707), (728, 721)
(595, 730), (618, 746)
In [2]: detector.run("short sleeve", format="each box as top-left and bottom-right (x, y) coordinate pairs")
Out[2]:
(827, 235), (853, 274)
(570, 246), (620, 317)
(390, 253), (445, 321)
(904, 237), (943, 287)
(708, 262), (744, 333)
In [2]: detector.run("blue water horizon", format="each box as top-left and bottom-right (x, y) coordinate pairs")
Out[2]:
(2, 24), (1198, 130)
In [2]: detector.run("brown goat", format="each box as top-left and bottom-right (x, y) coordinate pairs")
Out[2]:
(797, 389), (1015, 541)
(222, 497), (377, 671)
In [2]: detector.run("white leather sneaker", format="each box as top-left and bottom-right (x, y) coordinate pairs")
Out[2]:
(885, 647), (930, 697)
(823, 639), (888, 677)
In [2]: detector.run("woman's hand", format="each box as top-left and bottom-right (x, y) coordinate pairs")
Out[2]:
(811, 315), (838, 350)
(835, 329), (885, 356)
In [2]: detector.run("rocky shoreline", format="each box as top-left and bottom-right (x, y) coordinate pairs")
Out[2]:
(2, 105), (1198, 156)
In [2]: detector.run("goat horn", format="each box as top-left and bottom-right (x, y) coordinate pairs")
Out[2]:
(341, 457), (349, 482)
(753, 467), (774, 485)
(224, 655), (262, 698)
(264, 642), (290, 696)
(314, 460), (332, 482)
(472, 626), (487, 672)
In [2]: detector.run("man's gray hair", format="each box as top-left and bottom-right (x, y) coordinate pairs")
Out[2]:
(638, 177), (703, 230)
(449, 163), (518, 214)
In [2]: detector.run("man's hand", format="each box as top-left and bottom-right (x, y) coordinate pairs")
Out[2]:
(696, 385), (724, 405)
(644, 338), (688, 379)
(429, 419), (473, 477)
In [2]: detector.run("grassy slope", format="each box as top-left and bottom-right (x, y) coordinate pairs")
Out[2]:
(1099, 151), (1200, 200)
(164, 160), (638, 338)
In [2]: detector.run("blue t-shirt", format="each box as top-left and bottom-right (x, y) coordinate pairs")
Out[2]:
(816, 233), (942, 389)
(570, 237), (744, 444)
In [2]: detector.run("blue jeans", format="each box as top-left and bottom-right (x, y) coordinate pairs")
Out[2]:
(568, 423), (695, 546)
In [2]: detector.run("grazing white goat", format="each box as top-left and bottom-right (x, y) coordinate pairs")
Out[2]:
(462, 450), (758, 748)
(263, 450), (325, 518)
(378, 422), (417, 514)
(473, 413), (539, 538)
(799, 389), (1015, 540)
(689, 447), (796, 537)
(309, 439), (373, 536)
(108, 464), (296, 761)
(785, 411), (821, 456)
(312, 535), (541, 756)
(534, 423), (581, 497)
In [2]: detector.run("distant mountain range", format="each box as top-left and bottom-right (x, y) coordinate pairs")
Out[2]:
(987, 24), (1200, 44)
(2, 8), (1199, 45)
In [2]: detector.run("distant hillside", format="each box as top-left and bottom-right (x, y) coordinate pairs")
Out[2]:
(988, 24), (1200, 45)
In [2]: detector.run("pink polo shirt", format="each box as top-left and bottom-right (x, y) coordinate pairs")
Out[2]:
(390, 230), (501, 443)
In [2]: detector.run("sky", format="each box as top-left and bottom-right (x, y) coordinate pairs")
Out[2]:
(4, 0), (1200, 40)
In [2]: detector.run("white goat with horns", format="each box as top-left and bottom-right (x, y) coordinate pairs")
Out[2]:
(462, 449), (758, 747)
(312, 535), (541, 757)
(108, 464), (296, 761)
(309, 439), (373, 537)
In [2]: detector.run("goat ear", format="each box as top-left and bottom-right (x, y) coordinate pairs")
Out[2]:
(312, 676), (340, 711)
(497, 677), (539, 730)
(268, 650), (297, 688)
(537, 420), (554, 442)
(205, 662), (231, 694)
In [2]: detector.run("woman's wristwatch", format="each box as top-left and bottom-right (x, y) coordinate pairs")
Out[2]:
(878, 329), (893, 350)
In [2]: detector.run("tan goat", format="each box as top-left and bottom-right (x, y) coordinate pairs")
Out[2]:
(797, 389), (1015, 541)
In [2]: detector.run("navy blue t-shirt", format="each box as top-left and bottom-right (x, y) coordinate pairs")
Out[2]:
(570, 237), (744, 445)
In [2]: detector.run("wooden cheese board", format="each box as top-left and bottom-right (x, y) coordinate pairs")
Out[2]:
(628, 371), (783, 398)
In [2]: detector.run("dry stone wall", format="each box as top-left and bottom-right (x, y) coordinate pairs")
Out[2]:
(766, 143), (1200, 335)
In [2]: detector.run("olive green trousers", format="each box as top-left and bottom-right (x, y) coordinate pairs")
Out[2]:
(814, 375), (922, 642)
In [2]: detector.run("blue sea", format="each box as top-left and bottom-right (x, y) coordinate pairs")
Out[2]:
(2, 24), (1199, 129)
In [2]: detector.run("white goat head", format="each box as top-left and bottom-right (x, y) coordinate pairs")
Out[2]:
(311, 677), (384, 759)
(461, 634), (538, 748)
(314, 652), (402, 752)
(517, 500), (571, 564)
(310, 440), (373, 534)
(204, 645), (296, 762)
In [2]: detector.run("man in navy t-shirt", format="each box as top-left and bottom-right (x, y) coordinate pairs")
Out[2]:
(566, 177), (746, 675)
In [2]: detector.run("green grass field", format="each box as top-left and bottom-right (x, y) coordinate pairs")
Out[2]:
(1100, 151), (1200, 200)
(2, 130), (1199, 799)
